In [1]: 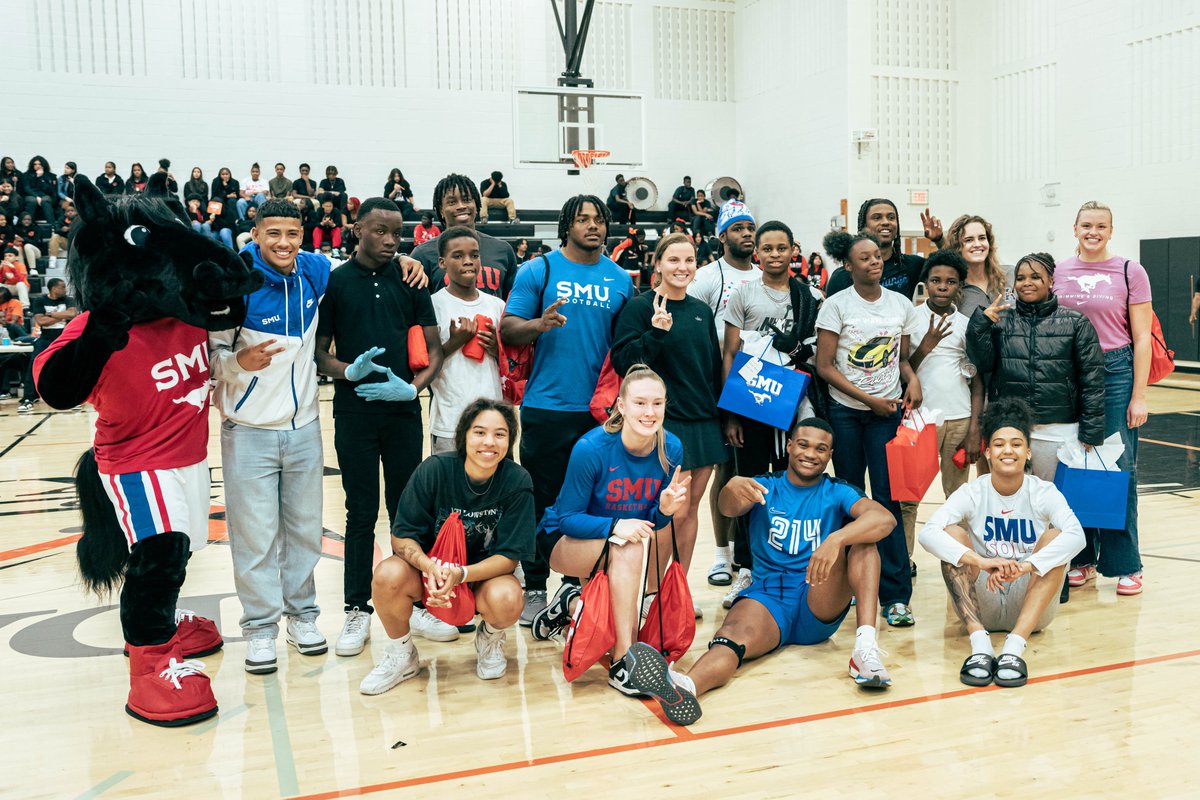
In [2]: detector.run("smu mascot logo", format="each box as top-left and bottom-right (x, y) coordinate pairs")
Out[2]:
(983, 515), (1038, 558)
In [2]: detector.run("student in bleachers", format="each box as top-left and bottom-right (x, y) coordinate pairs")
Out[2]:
(0, 180), (21, 223)
(125, 162), (148, 195)
(965, 252), (1106, 482)
(268, 163), (291, 200)
(429, 227), (506, 455)
(56, 161), (80, 214)
(47, 207), (75, 270)
(22, 156), (57, 223)
(410, 174), (517, 299)
(233, 204), (255, 250)
(319, 165), (348, 210)
(96, 161), (124, 196)
(342, 197), (361, 256)
(480, 171), (518, 223)
(413, 211), (441, 247)
(513, 238), (529, 263)
(238, 163), (268, 219)
(1, 248), (30, 305)
(816, 229), (922, 628)
(669, 176), (695, 221)
(13, 213), (41, 271)
(184, 167), (209, 206)
(291, 163), (318, 210)
(20, 277), (77, 413)
(211, 168), (240, 228)
(311, 197), (344, 253)
(186, 198), (215, 241)
(611, 232), (725, 617)
(691, 189), (715, 237)
(0, 157), (21, 196)
(607, 174), (636, 225)
(384, 168), (417, 218)
(155, 158), (179, 196)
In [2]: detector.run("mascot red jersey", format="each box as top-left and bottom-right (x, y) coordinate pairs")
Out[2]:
(34, 174), (262, 727)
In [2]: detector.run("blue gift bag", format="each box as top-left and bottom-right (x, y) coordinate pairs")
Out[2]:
(717, 337), (811, 431)
(1052, 451), (1130, 530)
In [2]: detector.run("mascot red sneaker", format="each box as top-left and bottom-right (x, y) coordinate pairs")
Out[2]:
(34, 174), (262, 727)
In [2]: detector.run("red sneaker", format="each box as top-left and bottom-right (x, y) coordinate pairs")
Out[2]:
(1067, 565), (1096, 588)
(174, 609), (224, 658)
(1116, 573), (1143, 596)
(125, 638), (218, 727)
(123, 609), (223, 658)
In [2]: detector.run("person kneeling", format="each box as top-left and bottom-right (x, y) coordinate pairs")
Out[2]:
(919, 397), (1085, 688)
(677, 417), (898, 700)
(359, 399), (535, 695)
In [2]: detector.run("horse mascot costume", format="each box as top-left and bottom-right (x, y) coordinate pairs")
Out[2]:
(34, 174), (262, 726)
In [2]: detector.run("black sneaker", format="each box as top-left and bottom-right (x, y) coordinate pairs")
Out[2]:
(609, 642), (702, 726)
(18, 399), (34, 413)
(531, 582), (579, 641)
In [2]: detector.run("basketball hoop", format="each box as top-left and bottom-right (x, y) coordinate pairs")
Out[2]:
(571, 149), (611, 169)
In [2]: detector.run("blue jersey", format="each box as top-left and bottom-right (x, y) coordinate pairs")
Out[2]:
(747, 473), (865, 578)
(541, 427), (683, 539)
(505, 249), (633, 411)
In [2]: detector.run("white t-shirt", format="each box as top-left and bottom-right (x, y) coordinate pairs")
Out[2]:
(687, 258), (761, 345)
(243, 177), (268, 195)
(912, 302), (972, 420)
(815, 286), (921, 410)
(429, 290), (506, 438)
(919, 474), (1085, 576)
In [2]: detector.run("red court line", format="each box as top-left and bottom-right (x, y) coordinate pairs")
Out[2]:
(0, 533), (81, 563)
(287, 647), (1200, 800)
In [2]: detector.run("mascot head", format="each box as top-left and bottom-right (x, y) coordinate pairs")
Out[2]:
(69, 174), (263, 329)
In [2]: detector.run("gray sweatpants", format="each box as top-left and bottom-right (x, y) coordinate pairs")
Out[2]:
(221, 418), (324, 637)
(975, 570), (1058, 633)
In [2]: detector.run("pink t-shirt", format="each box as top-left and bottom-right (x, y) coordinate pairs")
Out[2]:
(1054, 255), (1151, 352)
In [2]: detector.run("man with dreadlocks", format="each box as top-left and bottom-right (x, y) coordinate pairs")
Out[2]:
(501, 194), (634, 626)
(825, 198), (944, 300)
(407, 173), (518, 300)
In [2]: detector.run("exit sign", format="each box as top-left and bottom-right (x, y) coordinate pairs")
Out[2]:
(909, 189), (928, 205)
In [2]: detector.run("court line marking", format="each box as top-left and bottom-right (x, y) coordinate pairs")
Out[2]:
(73, 770), (134, 799)
(0, 533), (82, 563)
(0, 414), (50, 459)
(1140, 437), (1200, 452)
(187, 702), (252, 736)
(1143, 553), (1200, 564)
(262, 674), (301, 797)
(285, 647), (1200, 800)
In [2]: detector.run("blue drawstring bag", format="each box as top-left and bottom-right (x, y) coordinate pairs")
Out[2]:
(1053, 451), (1130, 530)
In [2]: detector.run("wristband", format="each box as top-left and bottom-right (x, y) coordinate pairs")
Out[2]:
(459, 564), (469, 584)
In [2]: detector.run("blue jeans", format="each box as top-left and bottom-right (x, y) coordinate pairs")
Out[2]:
(827, 401), (912, 606)
(1073, 345), (1142, 576)
(216, 227), (234, 249)
(236, 193), (265, 219)
(221, 418), (324, 637)
(190, 221), (214, 240)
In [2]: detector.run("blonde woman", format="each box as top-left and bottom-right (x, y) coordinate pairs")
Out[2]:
(1054, 202), (1150, 596)
(611, 232), (726, 617)
(530, 365), (701, 725)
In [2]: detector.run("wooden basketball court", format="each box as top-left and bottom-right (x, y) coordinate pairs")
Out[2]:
(2, 379), (1199, 798)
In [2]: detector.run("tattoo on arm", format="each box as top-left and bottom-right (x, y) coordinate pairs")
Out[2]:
(941, 560), (983, 629)
(392, 537), (428, 569)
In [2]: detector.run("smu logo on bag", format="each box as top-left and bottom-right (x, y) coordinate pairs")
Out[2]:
(150, 343), (209, 391)
(747, 374), (783, 401)
(555, 280), (613, 308)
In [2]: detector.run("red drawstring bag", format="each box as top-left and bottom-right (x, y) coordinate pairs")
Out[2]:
(462, 314), (492, 362)
(500, 255), (554, 405)
(638, 522), (696, 663)
(589, 354), (621, 424)
(885, 409), (940, 502)
(1122, 260), (1174, 385)
(422, 512), (476, 627)
(408, 325), (430, 371)
(563, 543), (616, 682)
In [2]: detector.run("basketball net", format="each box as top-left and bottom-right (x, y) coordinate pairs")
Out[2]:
(570, 149), (612, 202)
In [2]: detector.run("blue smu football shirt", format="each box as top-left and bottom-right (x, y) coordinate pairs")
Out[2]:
(747, 473), (865, 577)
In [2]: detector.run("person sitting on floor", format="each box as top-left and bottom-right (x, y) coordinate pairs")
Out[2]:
(918, 397), (1085, 688)
(675, 417), (899, 701)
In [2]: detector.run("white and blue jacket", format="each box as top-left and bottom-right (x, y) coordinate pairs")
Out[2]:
(209, 245), (330, 430)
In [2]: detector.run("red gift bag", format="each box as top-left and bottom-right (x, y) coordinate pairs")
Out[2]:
(638, 522), (695, 663)
(885, 409), (940, 502)
(563, 543), (616, 682)
(408, 325), (430, 371)
(589, 354), (621, 424)
(422, 512), (476, 627)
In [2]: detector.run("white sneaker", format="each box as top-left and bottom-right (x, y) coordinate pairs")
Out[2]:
(335, 608), (371, 657)
(359, 640), (420, 695)
(245, 636), (277, 674)
(513, 562), (526, 589)
(474, 623), (507, 680)
(849, 645), (892, 688)
(409, 607), (460, 642)
(669, 667), (697, 697)
(722, 569), (752, 609)
(693, 597), (703, 620)
(285, 618), (328, 655)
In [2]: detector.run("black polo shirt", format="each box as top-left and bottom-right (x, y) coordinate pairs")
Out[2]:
(317, 258), (437, 416)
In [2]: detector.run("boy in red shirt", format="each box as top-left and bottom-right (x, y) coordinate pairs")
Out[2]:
(1, 248), (30, 305)
(413, 211), (441, 247)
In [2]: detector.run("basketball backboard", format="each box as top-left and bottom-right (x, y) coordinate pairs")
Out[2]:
(514, 86), (644, 168)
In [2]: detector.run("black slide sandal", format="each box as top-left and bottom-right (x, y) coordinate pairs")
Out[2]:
(993, 654), (1028, 687)
(960, 653), (995, 687)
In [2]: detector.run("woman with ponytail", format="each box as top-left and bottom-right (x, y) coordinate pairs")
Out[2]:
(529, 365), (701, 725)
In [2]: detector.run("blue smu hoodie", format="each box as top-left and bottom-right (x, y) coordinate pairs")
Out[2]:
(209, 245), (330, 430)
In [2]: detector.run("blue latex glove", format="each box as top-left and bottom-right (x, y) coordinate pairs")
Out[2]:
(344, 345), (387, 382)
(355, 368), (417, 402)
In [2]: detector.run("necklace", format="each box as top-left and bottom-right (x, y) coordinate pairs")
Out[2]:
(466, 471), (494, 496)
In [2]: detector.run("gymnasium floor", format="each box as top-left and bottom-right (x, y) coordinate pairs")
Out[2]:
(2, 379), (1199, 799)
